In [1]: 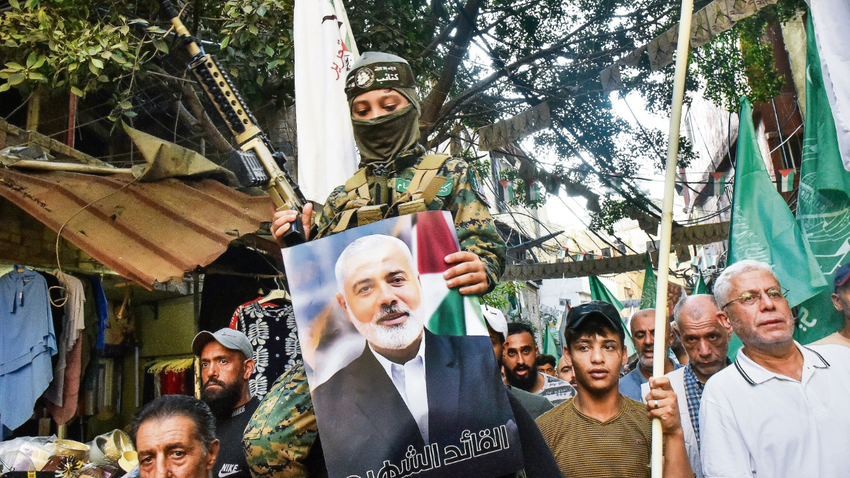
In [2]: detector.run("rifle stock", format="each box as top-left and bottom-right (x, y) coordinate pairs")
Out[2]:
(157, 0), (307, 245)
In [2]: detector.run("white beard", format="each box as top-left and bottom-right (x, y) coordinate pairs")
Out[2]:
(349, 303), (424, 350)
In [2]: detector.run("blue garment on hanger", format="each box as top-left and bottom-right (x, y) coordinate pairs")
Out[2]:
(0, 266), (57, 430)
(87, 275), (109, 350)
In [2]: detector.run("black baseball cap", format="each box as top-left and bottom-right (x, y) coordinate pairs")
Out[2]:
(835, 262), (850, 292)
(566, 300), (625, 335)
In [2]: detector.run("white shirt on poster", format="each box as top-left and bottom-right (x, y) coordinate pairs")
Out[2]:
(371, 334), (429, 443)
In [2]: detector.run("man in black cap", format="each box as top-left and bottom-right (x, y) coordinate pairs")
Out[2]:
(814, 261), (850, 348)
(535, 301), (692, 478)
(192, 329), (258, 478)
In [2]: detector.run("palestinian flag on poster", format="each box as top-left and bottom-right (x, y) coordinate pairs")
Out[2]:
(777, 168), (795, 192)
(413, 212), (487, 337)
(710, 171), (727, 196)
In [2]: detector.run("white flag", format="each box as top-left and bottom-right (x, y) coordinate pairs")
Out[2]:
(294, 0), (360, 201)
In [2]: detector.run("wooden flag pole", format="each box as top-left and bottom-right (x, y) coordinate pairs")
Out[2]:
(651, 0), (695, 476)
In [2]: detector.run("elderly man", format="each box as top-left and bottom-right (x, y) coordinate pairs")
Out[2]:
(191, 329), (258, 478)
(700, 260), (850, 478)
(814, 262), (850, 348)
(311, 234), (520, 478)
(131, 395), (219, 478)
(640, 294), (730, 478)
(536, 301), (693, 478)
(503, 323), (575, 405)
(619, 308), (680, 401)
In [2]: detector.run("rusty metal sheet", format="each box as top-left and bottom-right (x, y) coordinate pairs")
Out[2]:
(0, 168), (275, 289)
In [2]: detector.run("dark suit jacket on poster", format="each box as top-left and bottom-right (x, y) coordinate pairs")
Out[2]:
(311, 329), (522, 478)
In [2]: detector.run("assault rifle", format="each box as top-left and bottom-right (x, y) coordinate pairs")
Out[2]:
(157, 0), (307, 245)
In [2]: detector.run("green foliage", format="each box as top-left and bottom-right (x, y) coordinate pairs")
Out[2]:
(693, 0), (806, 111)
(216, 0), (295, 105)
(482, 281), (525, 310)
(589, 198), (631, 235)
(0, 0), (162, 119)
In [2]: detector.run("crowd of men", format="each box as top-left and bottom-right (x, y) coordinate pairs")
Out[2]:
(127, 50), (850, 478)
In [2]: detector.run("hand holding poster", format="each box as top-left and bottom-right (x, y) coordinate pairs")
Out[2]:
(281, 211), (522, 478)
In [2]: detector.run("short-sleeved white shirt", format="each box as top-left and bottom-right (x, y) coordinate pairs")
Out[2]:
(700, 342), (850, 478)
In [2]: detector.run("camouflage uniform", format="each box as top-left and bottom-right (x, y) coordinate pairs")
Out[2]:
(242, 147), (506, 478)
(244, 51), (508, 478)
(314, 146), (505, 288)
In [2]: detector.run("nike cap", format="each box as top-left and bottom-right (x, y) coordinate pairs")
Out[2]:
(481, 305), (508, 339)
(192, 328), (253, 359)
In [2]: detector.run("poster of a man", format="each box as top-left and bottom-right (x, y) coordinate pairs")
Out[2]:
(282, 211), (521, 478)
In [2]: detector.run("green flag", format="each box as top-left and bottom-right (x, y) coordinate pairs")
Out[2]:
(639, 253), (657, 309)
(589, 276), (624, 309)
(728, 97), (826, 308)
(795, 14), (850, 344)
(693, 273), (708, 295)
(542, 323), (560, 358)
(588, 276), (634, 355)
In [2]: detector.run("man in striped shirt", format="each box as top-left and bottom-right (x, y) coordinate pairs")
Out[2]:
(536, 301), (693, 478)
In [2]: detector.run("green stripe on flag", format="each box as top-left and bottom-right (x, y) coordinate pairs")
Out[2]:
(427, 288), (467, 336)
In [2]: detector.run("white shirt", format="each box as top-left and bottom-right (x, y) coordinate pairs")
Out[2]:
(700, 342), (850, 478)
(371, 334), (429, 443)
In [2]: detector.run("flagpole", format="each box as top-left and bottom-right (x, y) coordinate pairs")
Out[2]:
(651, 0), (694, 476)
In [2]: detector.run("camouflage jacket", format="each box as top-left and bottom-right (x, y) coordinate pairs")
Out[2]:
(244, 148), (509, 478)
(314, 147), (506, 292)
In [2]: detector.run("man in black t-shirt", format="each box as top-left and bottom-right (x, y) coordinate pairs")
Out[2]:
(192, 329), (259, 478)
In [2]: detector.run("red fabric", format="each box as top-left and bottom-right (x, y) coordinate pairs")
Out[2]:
(229, 296), (263, 329)
(161, 369), (186, 395)
(45, 337), (82, 425)
(415, 212), (460, 274)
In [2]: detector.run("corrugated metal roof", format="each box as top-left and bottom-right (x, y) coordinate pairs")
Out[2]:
(0, 168), (275, 288)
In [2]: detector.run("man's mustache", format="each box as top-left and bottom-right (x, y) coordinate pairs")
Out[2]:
(203, 378), (225, 389)
(375, 304), (412, 322)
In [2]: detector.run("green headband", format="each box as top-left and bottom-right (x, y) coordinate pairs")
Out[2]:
(345, 52), (417, 101)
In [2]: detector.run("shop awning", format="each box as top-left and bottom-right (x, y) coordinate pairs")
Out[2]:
(0, 168), (275, 289)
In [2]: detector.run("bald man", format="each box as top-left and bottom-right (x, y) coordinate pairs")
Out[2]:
(641, 294), (731, 478)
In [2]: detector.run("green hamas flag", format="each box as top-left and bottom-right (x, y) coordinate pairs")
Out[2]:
(795, 14), (850, 344)
(728, 97), (827, 308)
(639, 253), (657, 309)
(588, 276), (634, 355)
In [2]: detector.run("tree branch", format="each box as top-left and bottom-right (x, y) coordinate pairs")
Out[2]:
(419, 0), (482, 140)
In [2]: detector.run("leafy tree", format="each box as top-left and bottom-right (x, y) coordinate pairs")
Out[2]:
(0, 0), (807, 227)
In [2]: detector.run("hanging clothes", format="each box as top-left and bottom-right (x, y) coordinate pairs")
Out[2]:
(0, 265), (56, 431)
(144, 358), (195, 402)
(43, 271), (86, 409)
(230, 298), (302, 399)
(87, 275), (109, 351)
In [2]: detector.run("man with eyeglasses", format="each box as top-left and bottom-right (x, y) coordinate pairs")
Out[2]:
(699, 260), (850, 478)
